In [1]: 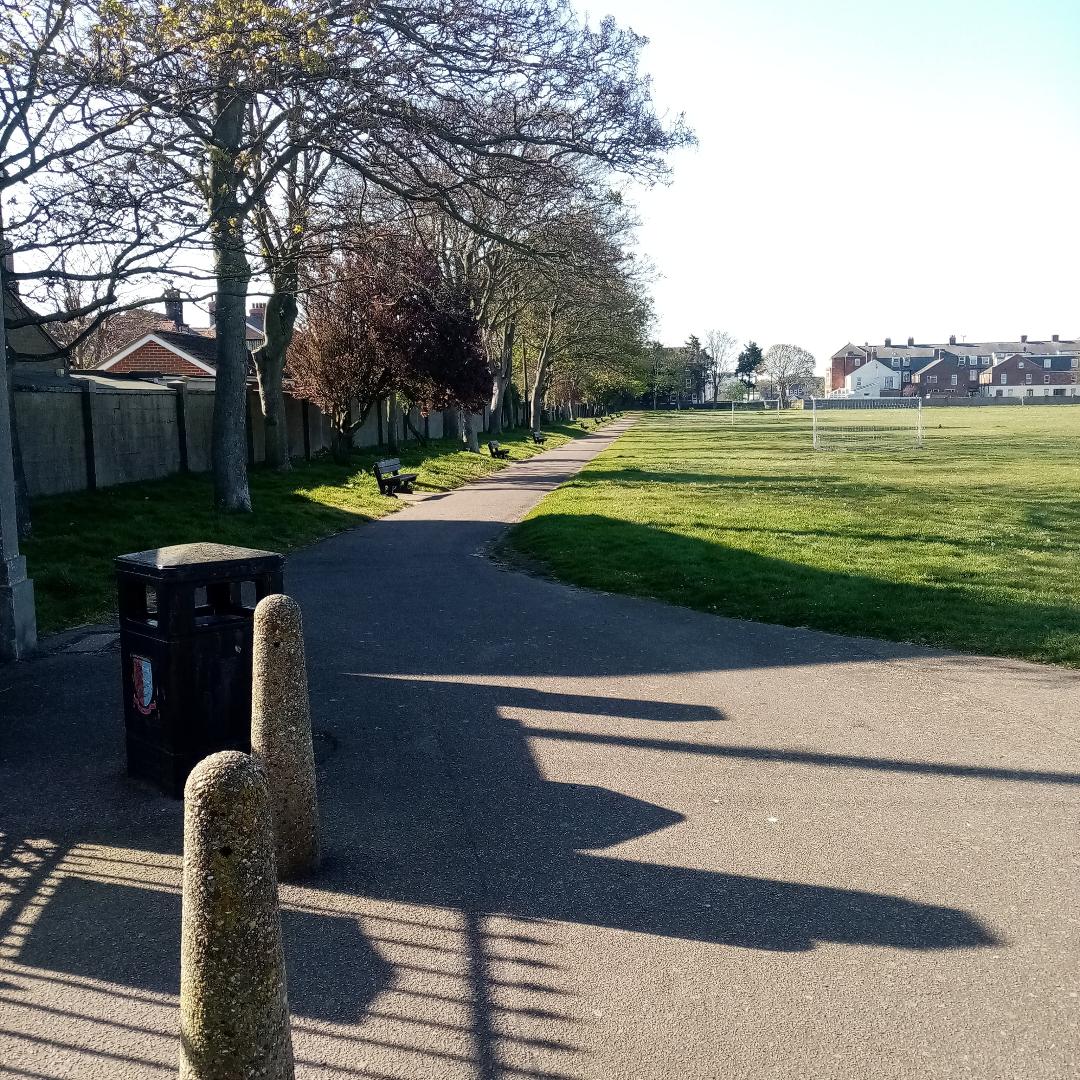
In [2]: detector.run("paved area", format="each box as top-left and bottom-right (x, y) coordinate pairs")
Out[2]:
(1, 417), (1078, 1079)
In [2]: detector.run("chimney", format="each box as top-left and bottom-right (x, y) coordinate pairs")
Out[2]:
(248, 301), (266, 333)
(949, 335), (956, 346)
(884, 337), (891, 346)
(164, 287), (183, 329)
(208, 297), (217, 326)
(907, 336), (914, 346)
(1052, 334), (1059, 342)
(1020, 334), (1028, 343)
(1, 239), (17, 294)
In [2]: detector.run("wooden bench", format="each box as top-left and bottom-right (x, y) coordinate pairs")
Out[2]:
(488, 441), (510, 459)
(530, 430), (547, 445)
(373, 458), (418, 497)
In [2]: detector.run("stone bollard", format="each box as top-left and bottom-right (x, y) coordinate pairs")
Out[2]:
(251, 594), (321, 880)
(180, 751), (294, 1080)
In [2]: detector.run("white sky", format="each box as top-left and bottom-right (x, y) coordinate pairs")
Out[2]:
(598, 0), (1080, 370)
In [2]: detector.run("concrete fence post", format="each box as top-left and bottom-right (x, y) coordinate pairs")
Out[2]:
(79, 380), (97, 491)
(169, 379), (190, 473)
(180, 751), (294, 1080)
(251, 594), (321, 880)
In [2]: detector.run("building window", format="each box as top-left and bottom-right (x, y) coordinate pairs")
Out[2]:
(891, 358), (900, 368)
(903, 372), (911, 382)
(958, 357), (966, 366)
(982, 357), (991, 365)
(1044, 358), (1052, 368)
(951, 374), (958, 385)
(969, 369), (977, 380)
(1044, 375), (1051, 383)
(1000, 374), (1007, 384)
(928, 375), (938, 384)
(902, 357), (910, 367)
(1018, 361), (1025, 369)
(1025, 373), (1032, 383)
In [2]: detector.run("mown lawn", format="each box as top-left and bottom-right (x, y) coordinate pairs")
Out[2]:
(509, 407), (1080, 666)
(25, 419), (614, 634)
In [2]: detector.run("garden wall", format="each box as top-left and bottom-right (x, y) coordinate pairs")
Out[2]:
(13, 374), (488, 498)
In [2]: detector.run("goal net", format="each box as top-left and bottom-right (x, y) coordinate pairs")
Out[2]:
(725, 399), (782, 424)
(811, 397), (923, 450)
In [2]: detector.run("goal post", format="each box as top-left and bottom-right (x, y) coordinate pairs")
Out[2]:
(727, 399), (783, 425)
(811, 397), (923, 450)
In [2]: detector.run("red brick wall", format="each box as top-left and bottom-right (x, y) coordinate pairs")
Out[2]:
(830, 352), (869, 391)
(106, 341), (209, 377)
(982, 355), (1077, 387)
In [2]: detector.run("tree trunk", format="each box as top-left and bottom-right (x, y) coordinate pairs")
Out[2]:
(403, 406), (428, 445)
(253, 271), (298, 472)
(208, 90), (252, 512)
(387, 395), (399, 453)
(459, 408), (479, 452)
(331, 428), (351, 463)
(487, 321), (514, 436)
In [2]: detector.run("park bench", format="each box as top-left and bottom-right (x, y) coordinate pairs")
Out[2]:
(373, 458), (418, 497)
(488, 441), (510, 459)
(530, 430), (547, 445)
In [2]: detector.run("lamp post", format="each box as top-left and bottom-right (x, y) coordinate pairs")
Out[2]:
(0, 204), (37, 660)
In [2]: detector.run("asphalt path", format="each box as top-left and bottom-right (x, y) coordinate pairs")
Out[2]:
(1, 416), (1078, 1079)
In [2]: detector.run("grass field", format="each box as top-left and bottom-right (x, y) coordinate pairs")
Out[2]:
(25, 418), (616, 635)
(509, 406), (1080, 666)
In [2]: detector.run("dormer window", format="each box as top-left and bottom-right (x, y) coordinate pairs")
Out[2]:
(958, 357), (966, 366)
(1044, 358), (1052, 369)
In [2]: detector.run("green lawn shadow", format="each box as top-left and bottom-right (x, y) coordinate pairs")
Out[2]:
(510, 513), (1080, 666)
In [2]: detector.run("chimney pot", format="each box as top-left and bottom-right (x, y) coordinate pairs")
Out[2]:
(1052, 334), (1059, 342)
(1020, 334), (1028, 343)
(2, 239), (17, 294)
(163, 287), (183, 329)
(949, 335), (957, 346)
(884, 337), (891, 346)
(907, 336), (914, 347)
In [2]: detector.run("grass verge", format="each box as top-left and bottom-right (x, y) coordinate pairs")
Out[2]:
(508, 407), (1080, 667)
(25, 417), (617, 635)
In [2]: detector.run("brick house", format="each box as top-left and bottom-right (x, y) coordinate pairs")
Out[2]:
(979, 354), (1080, 399)
(910, 351), (982, 396)
(96, 291), (266, 376)
(97, 328), (221, 377)
(830, 336), (1080, 393)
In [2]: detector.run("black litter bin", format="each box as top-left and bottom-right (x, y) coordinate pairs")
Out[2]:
(116, 542), (284, 797)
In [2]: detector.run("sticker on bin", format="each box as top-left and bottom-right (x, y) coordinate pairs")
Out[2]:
(132, 655), (157, 715)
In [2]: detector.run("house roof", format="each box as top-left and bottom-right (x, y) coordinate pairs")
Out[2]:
(830, 342), (872, 359)
(3, 286), (68, 363)
(97, 329), (219, 374)
(197, 319), (265, 343)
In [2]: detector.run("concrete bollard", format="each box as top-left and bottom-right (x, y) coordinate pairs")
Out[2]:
(180, 751), (294, 1080)
(251, 594), (321, 880)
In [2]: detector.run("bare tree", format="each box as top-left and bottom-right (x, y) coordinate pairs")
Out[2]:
(704, 330), (737, 404)
(761, 343), (816, 405)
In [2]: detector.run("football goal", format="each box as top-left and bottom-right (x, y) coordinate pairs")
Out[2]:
(726, 399), (782, 425)
(811, 397), (923, 450)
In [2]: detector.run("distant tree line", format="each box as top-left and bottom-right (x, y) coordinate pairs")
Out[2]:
(643, 335), (817, 406)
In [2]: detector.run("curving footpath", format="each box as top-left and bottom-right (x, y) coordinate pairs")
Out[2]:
(1, 416), (1078, 1079)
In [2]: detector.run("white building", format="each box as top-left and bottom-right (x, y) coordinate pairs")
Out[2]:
(836, 358), (902, 398)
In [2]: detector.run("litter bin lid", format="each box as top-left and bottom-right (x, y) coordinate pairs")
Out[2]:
(115, 543), (284, 581)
